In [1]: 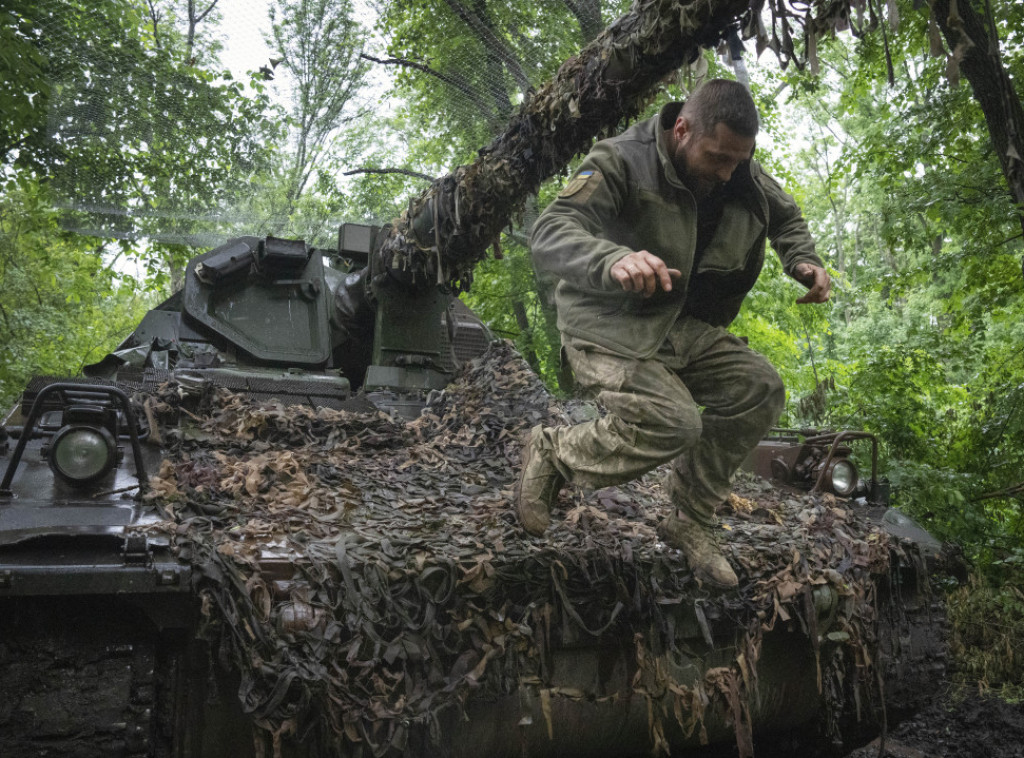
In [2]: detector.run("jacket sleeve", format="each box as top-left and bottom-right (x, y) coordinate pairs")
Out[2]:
(760, 169), (825, 277)
(529, 142), (635, 291)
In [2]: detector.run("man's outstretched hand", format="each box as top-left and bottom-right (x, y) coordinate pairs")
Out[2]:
(793, 263), (831, 304)
(611, 251), (682, 297)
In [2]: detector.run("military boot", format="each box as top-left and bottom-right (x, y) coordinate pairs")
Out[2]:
(657, 510), (738, 589)
(514, 426), (565, 536)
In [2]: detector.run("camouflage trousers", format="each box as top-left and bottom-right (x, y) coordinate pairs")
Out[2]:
(538, 316), (785, 525)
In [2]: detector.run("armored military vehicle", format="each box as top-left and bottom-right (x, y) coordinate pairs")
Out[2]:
(0, 224), (952, 758)
(0, 225), (488, 755)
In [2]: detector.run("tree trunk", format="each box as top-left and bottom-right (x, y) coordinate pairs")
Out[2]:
(511, 299), (540, 371)
(562, 0), (604, 42)
(931, 0), (1024, 272)
(186, 0), (219, 62)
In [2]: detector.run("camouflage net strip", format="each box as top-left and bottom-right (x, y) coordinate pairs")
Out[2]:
(141, 343), (902, 757)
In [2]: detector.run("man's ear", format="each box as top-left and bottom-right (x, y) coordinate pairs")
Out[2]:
(673, 115), (692, 144)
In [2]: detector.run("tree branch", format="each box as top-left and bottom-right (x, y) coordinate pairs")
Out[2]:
(145, 0), (163, 51)
(996, 231), (1024, 247)
(359, 53), (493, 116)
(972, 482), (1024, 502)
(343, 167), (436, 182)
(186, 0), (219, 61)
(561, 0), (604, 42)
(932, 0), (1024, 242)
(442, 0), (531, 92)
(194, 0), (219, 25)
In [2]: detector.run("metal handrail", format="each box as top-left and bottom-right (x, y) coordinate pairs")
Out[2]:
(808, 430), (879, 497)
(0, 383), (148, 497)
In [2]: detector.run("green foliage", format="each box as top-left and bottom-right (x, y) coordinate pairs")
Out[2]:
(761, 20), (1024, 574)
(269, 0), (370, 204)
(461, 239), (566, 390)
(949, 575), (1024, 696)
(0, 1), (51, 171)
(0, 179), (154, 406)
(732, 251), (830, 413)
(0, 0), (283, 400)
(830, 347), (958, 459)
(3, 0), (287, 289)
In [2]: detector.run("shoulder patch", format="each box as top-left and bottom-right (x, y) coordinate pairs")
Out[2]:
(558, 169), (602, 201)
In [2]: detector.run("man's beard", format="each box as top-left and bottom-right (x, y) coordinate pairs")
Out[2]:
(693, 176), (724, 200)
(672, 148), (724, 200)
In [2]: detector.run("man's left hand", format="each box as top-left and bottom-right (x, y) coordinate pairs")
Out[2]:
(793, 263), (831, 304)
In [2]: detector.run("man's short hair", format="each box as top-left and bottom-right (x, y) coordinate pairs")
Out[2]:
(681, 79), (759, 138)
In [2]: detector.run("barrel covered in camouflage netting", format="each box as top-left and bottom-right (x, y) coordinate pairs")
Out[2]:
(139, 341), (902, 758)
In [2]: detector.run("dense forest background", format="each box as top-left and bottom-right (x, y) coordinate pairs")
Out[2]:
(3, 0), (1023, 688)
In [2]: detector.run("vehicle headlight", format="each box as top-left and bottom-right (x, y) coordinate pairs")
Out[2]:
(49, 425), (117, 483)
(826, 459), (858, 497)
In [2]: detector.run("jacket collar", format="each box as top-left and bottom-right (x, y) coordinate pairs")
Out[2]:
(655, 103), (686, 189)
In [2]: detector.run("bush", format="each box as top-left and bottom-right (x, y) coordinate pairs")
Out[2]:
(948, 573), (1024, 698)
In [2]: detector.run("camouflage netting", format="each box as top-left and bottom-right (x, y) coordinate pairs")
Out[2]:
(140, 342), (901, 757)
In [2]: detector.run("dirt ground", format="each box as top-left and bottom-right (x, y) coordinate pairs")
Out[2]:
(843, 690), (1024, 758)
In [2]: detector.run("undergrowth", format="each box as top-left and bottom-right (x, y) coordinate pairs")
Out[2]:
(947, 573), (1024, 701)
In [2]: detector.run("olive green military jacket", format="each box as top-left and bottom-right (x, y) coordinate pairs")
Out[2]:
(530, 103), (823, 360)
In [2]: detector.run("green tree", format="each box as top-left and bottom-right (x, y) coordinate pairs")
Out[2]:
(764, 28), (1024, 563)
(270, 0), (370, 206)
(12, 0), (282, 286)
(1, 1), (52, 173)
(0, 0), (284, 400)
(0, 180), (153, 406)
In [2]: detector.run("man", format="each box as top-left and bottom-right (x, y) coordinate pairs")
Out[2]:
(515, 79), (830, 589)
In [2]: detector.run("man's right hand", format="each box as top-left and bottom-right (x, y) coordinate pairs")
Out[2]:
(610, 251), (682, 297)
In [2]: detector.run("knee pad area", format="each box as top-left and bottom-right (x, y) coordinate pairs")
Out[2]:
(638, 420), (702, 455)
(763, 373), (786, 414)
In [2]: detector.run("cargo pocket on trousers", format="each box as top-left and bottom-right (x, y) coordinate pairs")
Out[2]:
(562, 344), (629, 397)
(562, 345), (639, 461)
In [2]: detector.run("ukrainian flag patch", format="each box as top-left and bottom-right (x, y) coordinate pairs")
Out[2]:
(558, 169), (602, 200)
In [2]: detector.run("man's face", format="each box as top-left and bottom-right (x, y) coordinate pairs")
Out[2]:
(672, 119), (756, 198)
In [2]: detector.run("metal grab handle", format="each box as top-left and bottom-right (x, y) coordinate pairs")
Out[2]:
(808, 430), (879, 497)
(0, 383), (149, 497)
